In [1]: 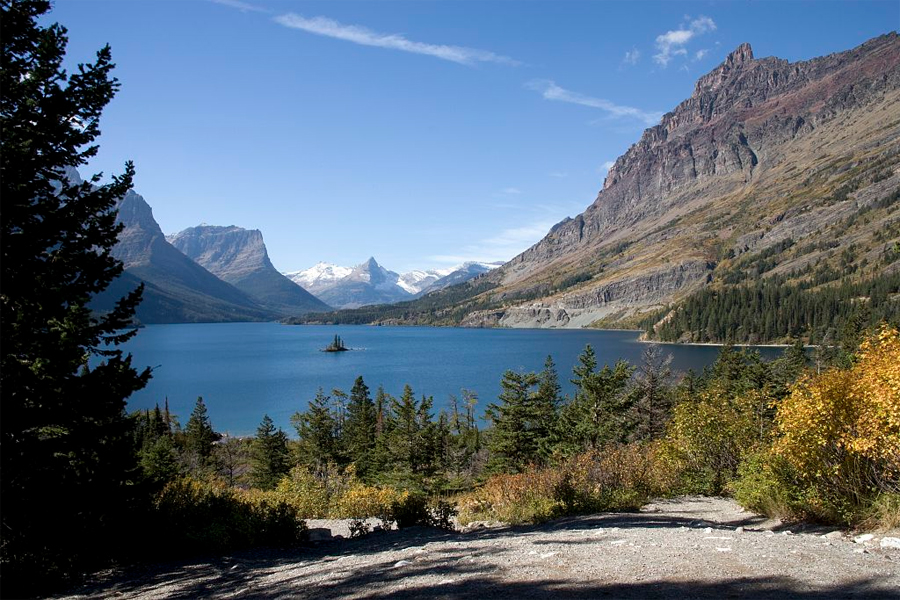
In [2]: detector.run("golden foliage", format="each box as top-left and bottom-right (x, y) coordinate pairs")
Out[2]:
(457, 443), (668, 525)
(774, 325), (900, 484)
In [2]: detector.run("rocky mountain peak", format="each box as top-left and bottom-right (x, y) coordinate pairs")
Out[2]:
(693, 42), (754, 96)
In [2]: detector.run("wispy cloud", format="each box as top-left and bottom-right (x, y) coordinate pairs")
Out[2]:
(654, 16), (716, 67)
(430, 218), (560, 265)
(209, 0), (270, 14)
(694, 49), (708, 61)
(527, 79), (662, 126)
(273, 13), (520, 66)
(622, 47), (641, 67)
(600, 160), (616, 173)
(501, 187), (522, 195)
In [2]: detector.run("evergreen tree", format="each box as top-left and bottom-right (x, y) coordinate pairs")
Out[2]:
(416, 393), (439, 476)
(1, 1), (150, 588)
(251, 415), (291, 490)
(292, 388), (338, 472)
(561, 351), (634, 452)
(370, 386), (394, 476)
(628, 346), (673, 442)
(182, 396), (219, 473)
(344, 376), (377, 478)
(486, 370), (539, 473)
(389, 384), (421, 476)
(533, 355), (562, 460)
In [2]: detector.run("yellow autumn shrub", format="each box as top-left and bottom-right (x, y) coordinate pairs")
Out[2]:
(457, 443), (667, 526)
(769, 325), (900, 523)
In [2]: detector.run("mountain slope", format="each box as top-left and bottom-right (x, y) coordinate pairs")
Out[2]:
(101, 191), (276, 323)
(167, 225), (330, 316)
(310, 257), (413, 309)
(293, 34), (900, 339)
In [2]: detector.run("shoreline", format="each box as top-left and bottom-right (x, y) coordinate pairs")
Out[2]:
(287, 320), (804, 349)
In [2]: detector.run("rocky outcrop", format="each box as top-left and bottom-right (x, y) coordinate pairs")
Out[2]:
(103, 192), (276, 323)
(463, 34), (900, 328)
(168, 225), (330, 316)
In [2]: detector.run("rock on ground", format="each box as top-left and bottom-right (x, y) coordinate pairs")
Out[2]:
(57, 497), (900, 599)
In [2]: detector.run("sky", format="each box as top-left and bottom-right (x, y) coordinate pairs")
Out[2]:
(49, 1), (898, 273)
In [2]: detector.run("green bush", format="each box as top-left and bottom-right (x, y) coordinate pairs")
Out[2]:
(152, 478), (307, 555)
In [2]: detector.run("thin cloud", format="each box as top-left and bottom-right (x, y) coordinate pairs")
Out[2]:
(601, 160), (616, 173)
(654, 16), (716, 67)
(501, 187), (522, 195)
(209, 0), (270, 13)
(430, 218), (559, 265)
(622, 47), (641, 66)
(274, 13), (520, 67)
(527, 79), (662, 126)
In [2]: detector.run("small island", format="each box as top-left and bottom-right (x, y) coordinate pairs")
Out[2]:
(322, 334), (349, 352)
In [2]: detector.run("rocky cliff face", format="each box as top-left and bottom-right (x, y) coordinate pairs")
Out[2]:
(459, 33), (900, 328)
(168, 225), (330, 315)
(106, 193), (276, 323)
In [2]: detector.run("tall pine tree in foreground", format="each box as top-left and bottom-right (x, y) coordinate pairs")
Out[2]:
(1, 0), (149, 590)
(251, 415), (291, 490)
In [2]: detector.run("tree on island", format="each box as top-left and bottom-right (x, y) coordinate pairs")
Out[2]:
(1, 0), (149, 590)
(324, 334), (348, 352)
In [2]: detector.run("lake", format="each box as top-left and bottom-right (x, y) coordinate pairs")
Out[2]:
(121, 323), (785, 436)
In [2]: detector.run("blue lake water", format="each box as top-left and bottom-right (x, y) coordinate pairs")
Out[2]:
(121, 323), (785, 436)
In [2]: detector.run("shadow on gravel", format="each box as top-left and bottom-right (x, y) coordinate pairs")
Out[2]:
(59, 510), (882, 599)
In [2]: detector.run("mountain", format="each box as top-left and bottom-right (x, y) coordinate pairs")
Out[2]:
(285, 262), (354, 297)
(167, 225), (330, 316)
(290, 34), (900, 340)
(470, 35), (900, 332)
(292, 257), (413, 309)
(98, 190), (276, 323)
(419, 262), (504, 295)
(397, 269), (452, 295)
(284, 260), (503, 308)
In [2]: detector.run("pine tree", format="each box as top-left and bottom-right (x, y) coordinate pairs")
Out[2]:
(344, 376), (376, 478)
(628, 346), (673, 442)
(292, 388), (338, 472)
(370, 386), (394, 476)
(486, 370), (539, 473)
(533, 355), (562, 460)
(1, 1), (150, 587)
(390, 384), (421, 476)
(182, 396), (219, 473)
(251, 415), (291, 490)
(561, 349), (634, 452)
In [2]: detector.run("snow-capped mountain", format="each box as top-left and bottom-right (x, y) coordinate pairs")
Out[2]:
(397, 268), (455, 294)
(284, 258), (503, 309)
(284, 262), (353, 296)
(419, 261), (504, 295)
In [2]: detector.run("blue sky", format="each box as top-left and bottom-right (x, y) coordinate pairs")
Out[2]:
(50, 1), (898, 273)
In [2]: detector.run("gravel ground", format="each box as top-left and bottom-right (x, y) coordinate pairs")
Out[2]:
(57, 497), (900, 599)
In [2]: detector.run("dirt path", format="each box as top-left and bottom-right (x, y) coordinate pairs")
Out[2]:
(58, 497), (899, 599)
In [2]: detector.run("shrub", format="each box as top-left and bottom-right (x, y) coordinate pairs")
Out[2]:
(768, 325), (900, 524)
(730, 448), (801, 520)
(457, 444), (667, 525)
(660, 387), (772, 495)
(275, 466), (331, 518)
(151, 478), (307, 556)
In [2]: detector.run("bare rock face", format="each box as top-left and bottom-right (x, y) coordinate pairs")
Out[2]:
(473, 33), (900, 328)
(108, 192), (276, 323)
(168, 225), (330, 315)
(168, 226), (272, 283)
